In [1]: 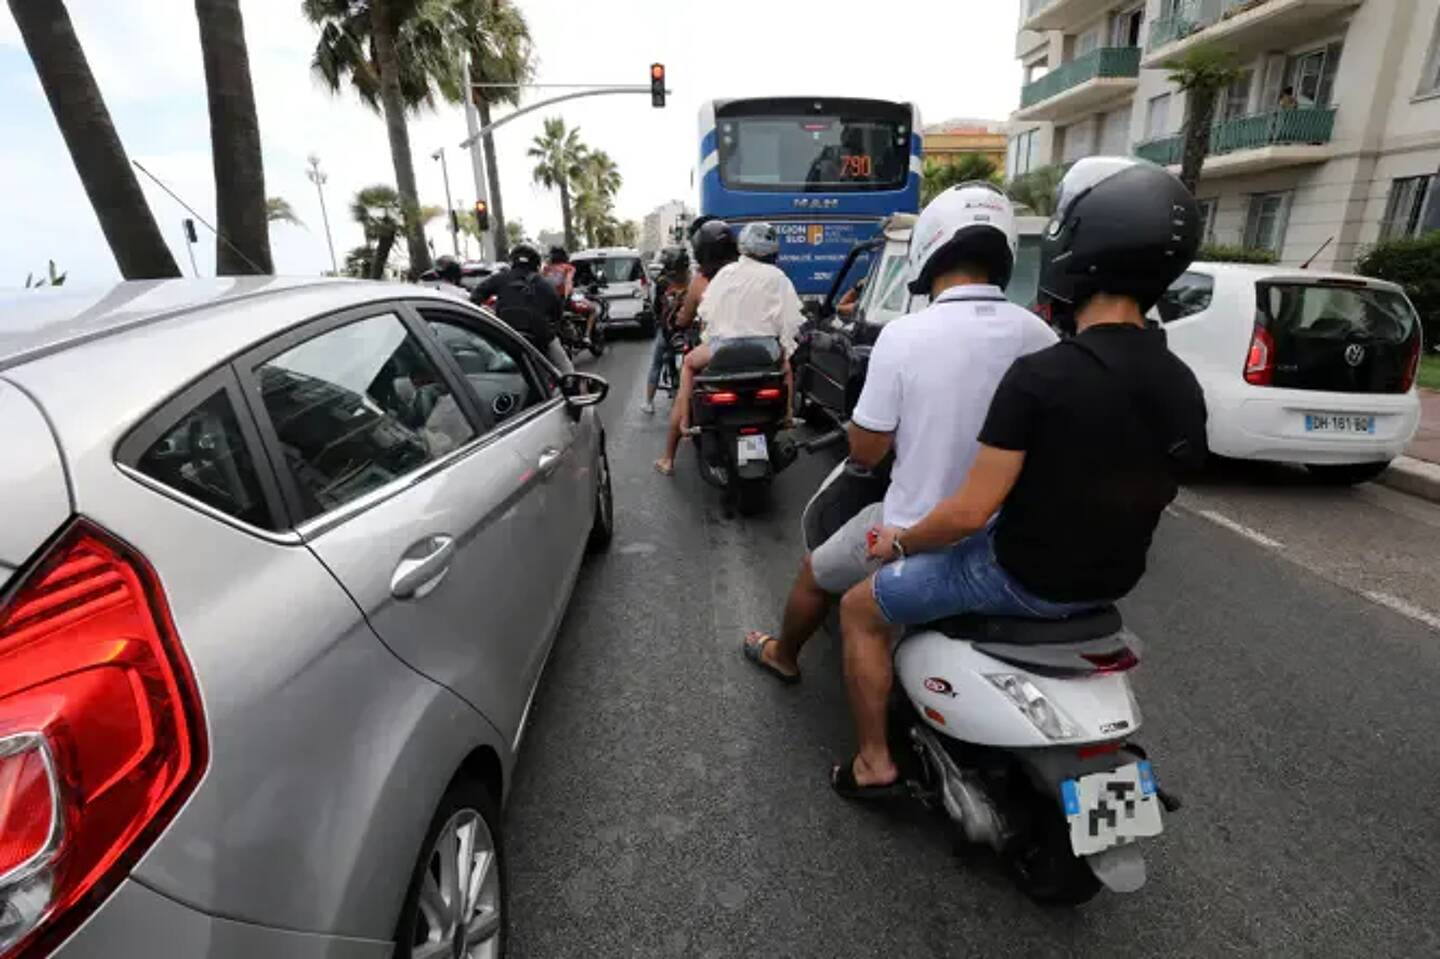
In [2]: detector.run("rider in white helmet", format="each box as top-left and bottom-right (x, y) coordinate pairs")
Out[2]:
(741, 183), (1058, 797)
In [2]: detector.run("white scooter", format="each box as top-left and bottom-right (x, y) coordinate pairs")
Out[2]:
(801, 449), (1180, 905)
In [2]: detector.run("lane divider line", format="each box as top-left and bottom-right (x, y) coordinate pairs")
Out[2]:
(1193, 509), (1285, 550)
(1362, 590), (1440, 633)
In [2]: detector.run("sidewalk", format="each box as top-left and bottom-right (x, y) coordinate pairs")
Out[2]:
(1378, 389), (1440, 502)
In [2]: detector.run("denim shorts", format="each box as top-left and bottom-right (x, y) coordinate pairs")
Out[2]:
(872, 527), (1104, 625)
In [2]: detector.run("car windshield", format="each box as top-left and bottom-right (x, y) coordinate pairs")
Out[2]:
(860, 248), (910, 324)
(718, 116), (908, 192)
(1261, 283), (1418, 344)
(575, 257), (642, 285)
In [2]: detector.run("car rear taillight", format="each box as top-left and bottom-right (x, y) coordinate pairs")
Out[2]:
(0, 520), (206, 957)
(702, 391), (739, 406)
(754, 387), (783, 402)
(1081, 647), (1139, 674)
(1400, 337), (1422, 392)
(1244, 323), (1275, 386)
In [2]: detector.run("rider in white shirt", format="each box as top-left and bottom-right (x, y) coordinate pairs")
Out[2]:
(656, 222), (803, 475)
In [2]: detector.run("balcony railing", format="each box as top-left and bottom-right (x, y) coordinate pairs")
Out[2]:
(1020, 47), (1142, 109)
(1134, 106), (1337, 165)
(1147, 0), (1258, 51)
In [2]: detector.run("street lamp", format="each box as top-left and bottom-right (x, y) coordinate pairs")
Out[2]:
(432, 148), (460, 258)
(306, 154), (338, 275)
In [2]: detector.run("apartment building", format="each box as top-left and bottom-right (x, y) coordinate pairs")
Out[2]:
(640, 200), (695, 257)
(1006, 0), (1440, 270)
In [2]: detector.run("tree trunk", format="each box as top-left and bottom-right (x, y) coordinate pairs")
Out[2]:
(477, 98), (508, 261)
(559, 178), (575, 250)
(370, 229), (395, 280)
(1178, 86), (1218, 196)
(195, 0), (272, 274)
(9, 0), (180, 279)
(371, 0), (431, 278)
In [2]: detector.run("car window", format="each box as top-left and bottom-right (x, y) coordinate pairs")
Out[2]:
(1008, 235), (1042, 311)
(421, 312), (546, 428)
(134, 388), (272, 529)
(255, 313), (474, 520)
(575, 257), (642, 285)
(863, 249), (910, 324)
(1155, 271), (1215, 324)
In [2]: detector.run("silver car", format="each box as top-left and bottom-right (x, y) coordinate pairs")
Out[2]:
(570, 248), (654, 335)
(0, 278), (614, 959)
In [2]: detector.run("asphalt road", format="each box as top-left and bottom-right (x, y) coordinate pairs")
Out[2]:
(505, 338), (1440, 958)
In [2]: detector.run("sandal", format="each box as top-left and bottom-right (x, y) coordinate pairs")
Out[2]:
(654, 459), (675, 476)
(741, 632), (801, 686)
(830, 756), (906, 802)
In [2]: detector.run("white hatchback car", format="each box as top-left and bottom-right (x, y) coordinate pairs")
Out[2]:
(1153, 263), (1424, 483)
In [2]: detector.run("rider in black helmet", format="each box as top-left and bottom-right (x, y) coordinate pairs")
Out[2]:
(839, 158), (1209, 798)
(691, 219), (739, 279)
(434, 254), (463, 288)
(470, 242), (572, 373)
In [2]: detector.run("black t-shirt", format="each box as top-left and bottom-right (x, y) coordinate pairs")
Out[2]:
(471, 268), (562, 349)
(978, 324), (1208, 603)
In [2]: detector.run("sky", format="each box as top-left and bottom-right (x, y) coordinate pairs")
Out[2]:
(0, 0), (1023, 285)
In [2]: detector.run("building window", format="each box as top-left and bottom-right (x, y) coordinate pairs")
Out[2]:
(1195, 197), (1218, 244)
(1283, 42), (1343, 108)
(1380, 175), (1435, 240)
(1244, 192), (1292, 254)
(1075, 27), (1101, 58)
(1221, 71), (1253, 121)
(1420, 14), (1440, 95)
(1010, 129), (1038, 177)
(1109, 5), (1145, 47)
(1145, 93), (1171, 140)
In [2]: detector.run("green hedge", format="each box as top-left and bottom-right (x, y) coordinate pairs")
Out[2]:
(1197, 243), (1278, 264)
(1356, 232), (1440, 352)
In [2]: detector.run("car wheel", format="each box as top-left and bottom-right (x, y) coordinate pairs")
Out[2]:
(587, 438), (614, 553)
(394, 779), (507, 959)
(1305, 461), (1391, 485)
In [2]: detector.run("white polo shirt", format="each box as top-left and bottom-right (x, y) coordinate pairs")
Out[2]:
(850, 285), (1058, 528)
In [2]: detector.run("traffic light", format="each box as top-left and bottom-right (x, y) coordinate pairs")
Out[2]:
(650, 63), (665, 108)
(474, 199), (489, 232)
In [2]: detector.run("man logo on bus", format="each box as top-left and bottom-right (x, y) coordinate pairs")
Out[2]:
(807, 225), (825, 245)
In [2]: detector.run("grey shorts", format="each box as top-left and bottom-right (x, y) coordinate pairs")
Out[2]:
(810, 502), (886, 594)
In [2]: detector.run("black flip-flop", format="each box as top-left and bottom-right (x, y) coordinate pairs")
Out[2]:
(830, 756), (907, 802)
(741, 634), (801, 686)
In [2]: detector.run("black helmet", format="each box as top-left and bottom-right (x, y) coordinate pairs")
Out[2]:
(687, 215), (718, 240)
(548, 245), (569, 264)
(692, 220), (738, 277)
(659, 245), (690, 277)
(509, 242), (542, 271)
(1040, 157), (1200, 315)
(434, 254), (462, 284)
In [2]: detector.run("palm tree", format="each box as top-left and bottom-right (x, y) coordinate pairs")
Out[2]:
(351, 183), (403, 279)
(267, 196), (305, 227)
(8, 0), (179, 279)
(529, 118), (588, 250)
(195, 0), (272, 274)
(453, 0), (534, 260)
(505, 219), (525, 248)
(571, 148), (622, 247)
(305, 0), (465, 278)
(921, 153), (1000, 205)
(1006, 164), (1066, 217)
(1166, 43), (1245, 195)
(617, 220), (639, 248)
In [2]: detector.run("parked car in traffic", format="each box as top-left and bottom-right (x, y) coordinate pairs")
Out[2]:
(571, 247), (655, 337)
(1153, 262), (1423, 483)
(0, 278), (614, 958)
(793, 212), (1046, 425)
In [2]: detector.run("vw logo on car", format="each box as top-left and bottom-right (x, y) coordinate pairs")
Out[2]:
(1344, 343), (1367, 367)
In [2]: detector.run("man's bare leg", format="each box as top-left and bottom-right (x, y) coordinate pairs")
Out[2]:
(656, 344), (710, 473)
(837, 578), (900, 787)
(743, 554), (829, 679)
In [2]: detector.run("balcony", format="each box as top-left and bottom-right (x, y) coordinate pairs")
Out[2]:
(1143, 0), (1361, 68)
(1023, 0), (1123, 33)
(1134, 106), (1336, 176)
(1016, 47), (1142, 122)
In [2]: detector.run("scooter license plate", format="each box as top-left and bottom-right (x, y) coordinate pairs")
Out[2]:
(1060, 760), (1163, 856)
(737, 434), (769, 464)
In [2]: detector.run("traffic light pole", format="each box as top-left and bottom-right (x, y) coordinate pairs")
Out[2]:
(460, 58), (495, 262)
(457, 86), (662, 152)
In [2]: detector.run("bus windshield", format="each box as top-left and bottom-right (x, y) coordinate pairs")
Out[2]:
(718, 115), (909, 192)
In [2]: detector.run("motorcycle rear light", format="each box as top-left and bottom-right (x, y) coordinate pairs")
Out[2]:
(1244, 322), (1275, 386)
(1400, 337), (1421, 392)
(1077, 740), (1126, 760)
(0, 520), (206, 957)
(754, 388), (783, 402)
(1081, 648), (1139, 674)
(703, 391), (739, 406)
(739, 427), (761, 436)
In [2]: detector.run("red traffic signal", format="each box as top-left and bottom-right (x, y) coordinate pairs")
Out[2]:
(474, 199), (489, 231)
(650, 63), (665, 108)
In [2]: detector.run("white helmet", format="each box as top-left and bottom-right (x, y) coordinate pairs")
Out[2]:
(904, 182), (1019, 294)
(737, 221), (780, 261)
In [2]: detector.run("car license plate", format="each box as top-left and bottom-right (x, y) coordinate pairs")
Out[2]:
(1304, 413), (1375, 434)
(737, 434), (768, 464)
(1060, 761), (1163, 856)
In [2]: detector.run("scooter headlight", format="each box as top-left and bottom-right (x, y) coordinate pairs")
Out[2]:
(985, 674), (1079, 741)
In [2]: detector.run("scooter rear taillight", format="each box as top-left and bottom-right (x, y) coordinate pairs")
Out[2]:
(754, 388), (783, 402)
(702, 391), (739, 406)
(1081, 647), (1139, 674)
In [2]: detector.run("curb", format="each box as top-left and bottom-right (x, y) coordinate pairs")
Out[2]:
(1378, 456), (1440, 504)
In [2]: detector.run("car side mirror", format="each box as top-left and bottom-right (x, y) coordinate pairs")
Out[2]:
(560, 372), (609, 411)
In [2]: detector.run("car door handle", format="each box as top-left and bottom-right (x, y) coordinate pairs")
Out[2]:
(390, 535), (456, 600)
(537, 447), (563, 476)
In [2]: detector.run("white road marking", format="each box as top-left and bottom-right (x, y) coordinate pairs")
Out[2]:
(1193, 509), (1285, 550)
(1362, 591), (1440, 632)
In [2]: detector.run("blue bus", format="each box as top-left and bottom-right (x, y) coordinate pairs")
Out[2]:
(697, 97), (922, 299)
